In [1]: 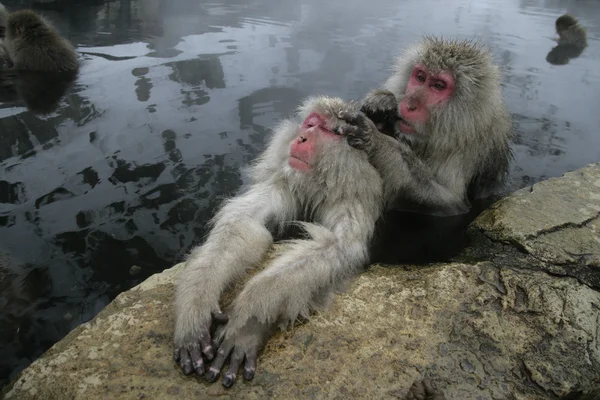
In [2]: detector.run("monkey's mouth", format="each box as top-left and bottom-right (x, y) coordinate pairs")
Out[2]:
(397, 117), (416, 134)
(288, 156), (311, 171)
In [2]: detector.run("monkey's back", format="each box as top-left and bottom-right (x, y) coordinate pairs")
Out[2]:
(12, 34), (78, 72)
(7, 11), (79, 72)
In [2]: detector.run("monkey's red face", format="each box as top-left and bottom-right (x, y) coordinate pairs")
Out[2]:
(398, 65), (455, 134)
(288, 112), (341, 171)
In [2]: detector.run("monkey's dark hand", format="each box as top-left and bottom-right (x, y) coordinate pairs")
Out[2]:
(205, 317), (270, 388)
(335, 109), (378, 151)
(360, 89), (399, 126)
(404, 379), (447, 400)
(173, 310), (229, 376)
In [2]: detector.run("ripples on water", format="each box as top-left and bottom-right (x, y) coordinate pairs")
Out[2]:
(0, 0), (599, 386)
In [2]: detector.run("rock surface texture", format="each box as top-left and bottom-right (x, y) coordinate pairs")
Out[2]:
(2, 163), (600, 400)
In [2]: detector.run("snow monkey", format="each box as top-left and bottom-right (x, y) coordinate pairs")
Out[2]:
(173, 96), (383, 388)
(353, 36), (513, 216)
(3, 10), (78, 72)
(555, 14), (587, 47)
(546, 14), (587, 65)
(0, 3), (7, 38)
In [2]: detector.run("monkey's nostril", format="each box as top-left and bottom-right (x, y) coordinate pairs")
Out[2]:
(300, 136), (307, 143)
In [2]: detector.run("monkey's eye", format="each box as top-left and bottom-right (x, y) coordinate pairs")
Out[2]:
(432, 81), (447, 91)
(416, 71), (426, 83)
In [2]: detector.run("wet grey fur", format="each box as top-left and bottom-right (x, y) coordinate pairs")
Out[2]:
(359, 36), (513, 216)
(5, 9), (78, 72)
(174, 96), (383, 375)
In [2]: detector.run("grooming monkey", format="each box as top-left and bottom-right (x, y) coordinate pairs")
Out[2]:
(351, 37), (513, 216)
(3, 10), (78, 72)
(174, 96), (383, 388)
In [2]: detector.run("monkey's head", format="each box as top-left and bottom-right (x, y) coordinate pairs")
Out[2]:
(287, 97), (363, 177)
(556, 14), (578, 33)
(6, 10), (47, 39)
(384, 36), (503, 146)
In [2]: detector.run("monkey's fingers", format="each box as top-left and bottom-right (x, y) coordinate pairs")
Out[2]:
(337, 110), (361, 125)
(243, 348), (258, 381)
(199, 332), (215, 360)
(205, 341), (233, 383)
(176, 348), (195, 375)
(222, 347), (245, 388)
(212, 310), (229, 324)
(189, 347), (206, 376)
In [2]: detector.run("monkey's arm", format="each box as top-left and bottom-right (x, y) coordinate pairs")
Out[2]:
(206, 204), (378, 387)
(368, 131), (470, 215)
(341, 99), (470, 216)
(173, 183), (293, 376)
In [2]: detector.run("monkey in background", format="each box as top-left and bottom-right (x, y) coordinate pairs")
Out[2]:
(0, 3), (7, 38)
(0, 3), (11, 69)
(546, 14), (587, 65)
(3, 9), (78, 72)
(555, 14), (587, 47)
(344, 37), (512, 219)
(174, 96), (383, 388)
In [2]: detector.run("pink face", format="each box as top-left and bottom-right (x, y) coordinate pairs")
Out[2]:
(288, 112), (342, 171)
(398, 65), (455, 134)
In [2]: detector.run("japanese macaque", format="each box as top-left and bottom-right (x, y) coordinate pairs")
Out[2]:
(555, 14), (587, 47)
(0, 3), (7, 38)
(173, 96), (383, 388)
(4, 10), (78, 72)
(351, 36), (513, 217)
(546, 14), (587, 65)
(0, 3), (10, 69)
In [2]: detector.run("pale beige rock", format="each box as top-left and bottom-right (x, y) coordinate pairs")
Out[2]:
(3, 164), (600, 400)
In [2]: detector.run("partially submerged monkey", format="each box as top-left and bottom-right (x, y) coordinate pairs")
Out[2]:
(3, 9), (78, 72)
(546, 14), (587, 65)
(174, 96), (383, 388)
(555, 14), (587, 47)
(348, 36), (513, 217)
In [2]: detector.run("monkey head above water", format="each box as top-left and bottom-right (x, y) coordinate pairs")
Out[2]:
(174, 96), (383, 388)
(353, 36), (513, 217)
(3, 9), (79, 72)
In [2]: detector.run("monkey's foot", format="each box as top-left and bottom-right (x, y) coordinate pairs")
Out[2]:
(404, 379), (447, 400)
(360, 89), (398, 123)
(173, 310), (228, 376)
(334, 109), (377, 150)
(205, 317), (270, 388)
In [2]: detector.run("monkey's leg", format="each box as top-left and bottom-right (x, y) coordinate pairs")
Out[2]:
(174, 184), (293, 376)
(207, 218), (374, 387)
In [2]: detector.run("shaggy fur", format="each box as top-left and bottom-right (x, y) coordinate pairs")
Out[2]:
(173, 96), (383, 384)
(359, 36), (513, 215)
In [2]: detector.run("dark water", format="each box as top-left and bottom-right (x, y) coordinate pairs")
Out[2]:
(0, 0), (599, 387)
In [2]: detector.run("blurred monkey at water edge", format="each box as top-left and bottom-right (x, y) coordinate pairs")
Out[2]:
(546, 14), (587, 65)
(0, 8), (78, 72)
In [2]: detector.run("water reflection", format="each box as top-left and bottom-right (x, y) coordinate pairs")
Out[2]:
(1, 0), (599, 387)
